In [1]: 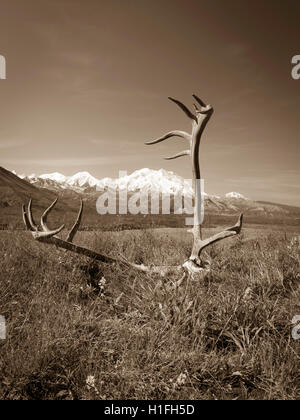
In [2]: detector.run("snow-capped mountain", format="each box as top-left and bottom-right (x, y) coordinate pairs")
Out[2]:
(19, 168), (248, 200)
(2, 166), (298, 230)
(20, 171), (100, 192)
(24, 171), (99, 188)
(67, 172), (100, 188)
(20, 168), (194, 194)
(97, 168), (196, 195)
(40, 172), (68, 184)
(226, 192), (248, 200)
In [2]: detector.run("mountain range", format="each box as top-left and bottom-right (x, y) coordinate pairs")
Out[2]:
(1, 166), (300, 230)
(18, 168), (247, 199)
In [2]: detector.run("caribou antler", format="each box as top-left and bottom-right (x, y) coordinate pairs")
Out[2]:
(22, 198), (183, 276)
(22, 199), (116, 263)
(146, 95), (243, 275)
(22, 94), (243, 280)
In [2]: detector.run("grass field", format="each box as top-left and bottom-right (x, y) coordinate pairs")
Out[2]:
(0, 224), (299, 400)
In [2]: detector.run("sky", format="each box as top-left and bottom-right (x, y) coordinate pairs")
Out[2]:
(0, 0), (299, 205)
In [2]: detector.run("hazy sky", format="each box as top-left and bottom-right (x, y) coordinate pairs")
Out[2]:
(0, 0), (299, 205)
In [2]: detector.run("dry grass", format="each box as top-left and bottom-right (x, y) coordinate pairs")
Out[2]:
(0, 227), (299, 400)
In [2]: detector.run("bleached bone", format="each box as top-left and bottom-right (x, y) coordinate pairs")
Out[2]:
(22, 94), (243, 279)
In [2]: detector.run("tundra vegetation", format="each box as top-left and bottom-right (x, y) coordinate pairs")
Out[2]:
(0, 226), (299, 400)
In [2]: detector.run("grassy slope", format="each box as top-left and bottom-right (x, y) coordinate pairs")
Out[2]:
(0, 226), (299, 400)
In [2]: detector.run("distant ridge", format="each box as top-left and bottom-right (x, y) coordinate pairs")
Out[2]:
(18, 168), (248, 199)
(1, 167), (299, 230)
(0, 166), (79, 225)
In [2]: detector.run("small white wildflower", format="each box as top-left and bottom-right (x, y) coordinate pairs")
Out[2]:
(243, 287), (253, 301)
(86, 375), (100, 395)
(99, 276), (106, 286)
(176, 372), (188, 386)
(172, 371), (188, 390)
(232, 371), (243, 377)
(98, 276), (107, 294)
(86, 375), (96, 390)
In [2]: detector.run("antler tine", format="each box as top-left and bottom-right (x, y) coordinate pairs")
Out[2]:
(22, 205), (33, 231)
(66, 200), (84, 243)
(228, 213), (243, 234)
(164, 149), (191, 160)
(32, 224), (65, 241)
(27, 199), (38, 231)
(192, 94), (207, 108)
(23, 197), (65, 240)
(145, 130), (191, 145)
(41, 198), (59, 232)
(168, 97), (197, 122)
(193, 213), (244, 256)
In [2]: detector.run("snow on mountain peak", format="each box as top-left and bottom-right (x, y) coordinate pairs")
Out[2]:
(36, 171), (100, 188)
(225, 192), (247, 199)
(17, 168), (246, 200)
(66, 172), (100, 188)
(108, 168), (194, 195)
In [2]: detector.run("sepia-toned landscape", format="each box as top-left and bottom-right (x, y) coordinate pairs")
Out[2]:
(1, 0), (299, 402)
(1, 156), (300, 399)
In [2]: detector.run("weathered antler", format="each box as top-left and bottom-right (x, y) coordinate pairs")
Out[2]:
(23, 199), (116, 262)
(146, 95), (243, 275)
(22, 198), (182, 275)
(22, 94), (243, 280)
